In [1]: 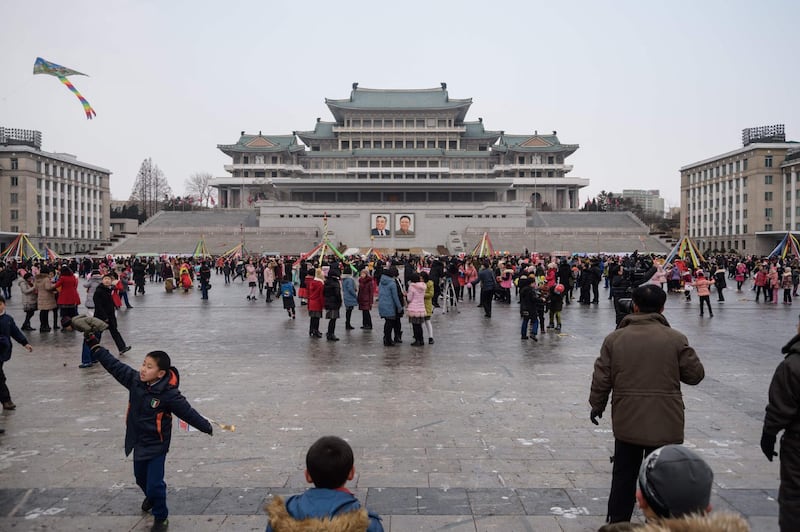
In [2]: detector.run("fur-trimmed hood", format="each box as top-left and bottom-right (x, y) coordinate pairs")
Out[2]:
(599, 512), (750, 532)
(266, 495), (369, 532)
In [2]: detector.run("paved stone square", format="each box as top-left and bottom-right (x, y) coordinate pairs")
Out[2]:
(0, 274), (790, 531)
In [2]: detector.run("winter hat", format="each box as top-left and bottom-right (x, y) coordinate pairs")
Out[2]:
(61, 316), (73, 328)
(638, 445), (713, 519)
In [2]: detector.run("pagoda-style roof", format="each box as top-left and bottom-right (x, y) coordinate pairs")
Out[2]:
(463, 120), (503, 142)
(325, 84), (472, 122)
(497, 134), (579, 156)
(294, 121), (336, 144)
(217, 133), (301, 157)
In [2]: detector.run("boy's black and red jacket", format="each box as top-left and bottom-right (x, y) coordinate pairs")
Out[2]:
(93, 346), (212, 460)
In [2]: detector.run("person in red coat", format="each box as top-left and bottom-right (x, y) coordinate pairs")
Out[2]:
(357, 269), (374, 330)
(306, 268), (325, 338)
(54, 266), (81, 323)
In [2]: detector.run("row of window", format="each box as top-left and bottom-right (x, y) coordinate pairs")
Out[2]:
(693, 239), (747, 251)
(344, 118), (455, 128)
(690, 212), (747, 224)
(339, 139), (466, 150)
(7, 158), (105, 186)
(690, 226), (748, 237)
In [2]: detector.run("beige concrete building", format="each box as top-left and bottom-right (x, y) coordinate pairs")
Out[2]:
(680, 125), (799, 256)
(621, 189), (665, 216)
(0, 127), (111, 256)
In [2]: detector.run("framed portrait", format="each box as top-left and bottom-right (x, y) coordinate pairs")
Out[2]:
(395, 213), (415, 237)
(370, 213), (391, 237)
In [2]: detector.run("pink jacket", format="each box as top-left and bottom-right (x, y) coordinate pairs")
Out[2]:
(693, 277), (714, 297)
(406, 281), (427, 318)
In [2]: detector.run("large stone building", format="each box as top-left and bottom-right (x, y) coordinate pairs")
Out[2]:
(0, 127), (111, 256)
(211, 84), (588, 249)
(621, 189), (665, 216)
(680, 124), (799, 256)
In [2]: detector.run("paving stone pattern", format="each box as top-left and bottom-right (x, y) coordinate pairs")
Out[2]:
(0, 274), (787, 531)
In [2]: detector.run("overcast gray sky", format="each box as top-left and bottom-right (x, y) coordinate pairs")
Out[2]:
(2, 0), (798, 209)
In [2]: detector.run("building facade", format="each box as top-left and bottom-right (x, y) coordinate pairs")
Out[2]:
(680, 125), (799, 256)
(621, 189), (665, 216)
(211, 84), (588, 248)
(0, 127), (111, 256)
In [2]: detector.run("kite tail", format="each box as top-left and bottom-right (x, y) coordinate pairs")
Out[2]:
(57, 76), (96, 119)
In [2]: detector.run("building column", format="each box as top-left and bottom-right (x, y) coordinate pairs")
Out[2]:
(793, 170), (798, 231)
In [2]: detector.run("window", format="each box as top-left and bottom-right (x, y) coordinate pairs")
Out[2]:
(743, 159), (748, 171)
(341, 140), (349, 149)
(765, 208), (773, 218)
(743, 193), (748, 203)
(10, 209), (19, 220)
(765, 175), (773, 184)
(10, 176), (18, 186)
(765, 191), (773, 201)
(765, 155), (773, 168)
(10, 158), (18, 170)
(765, 224), (773, 231)
(736, 161), (740, 172)
(10, 193), (18, 204)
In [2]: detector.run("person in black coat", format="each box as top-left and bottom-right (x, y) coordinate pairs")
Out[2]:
(557, 260), (573, 305)
(93, 274), (131, 355)
(323, 269), (343, 341)
(131, 260), (147, 295)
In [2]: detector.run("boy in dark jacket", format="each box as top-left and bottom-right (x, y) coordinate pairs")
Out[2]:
(265, 435), (383, 532)
(88, 338), (213, 531)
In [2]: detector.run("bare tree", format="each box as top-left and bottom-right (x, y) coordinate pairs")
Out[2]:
(184, 172), (215, 207)
(129, 158), (172, 219)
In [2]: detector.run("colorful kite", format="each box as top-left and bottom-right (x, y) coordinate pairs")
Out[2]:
(33, 57), (96, 119)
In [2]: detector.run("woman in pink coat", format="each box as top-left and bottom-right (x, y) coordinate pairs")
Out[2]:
(693, 271), (715, 317)
(464, 261), (478, 301)
(405, 272), (427, 346)
(767, 265), (780, 304)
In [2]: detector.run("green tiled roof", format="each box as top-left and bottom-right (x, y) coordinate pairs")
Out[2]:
(217, 133), (299, 155)
(326, 86), (471, 109)
(325, 85), (472, 123)
(463, 121), (502, 139)
(500, 134), (579, 154)
(295, 121), (336, 141)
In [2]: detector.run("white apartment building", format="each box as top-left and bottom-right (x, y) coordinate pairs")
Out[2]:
(680, 125), (799, 256)
(0, 127), (111, 256)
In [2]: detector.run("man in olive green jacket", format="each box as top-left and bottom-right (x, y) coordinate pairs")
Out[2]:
(589, 284), (705, 525)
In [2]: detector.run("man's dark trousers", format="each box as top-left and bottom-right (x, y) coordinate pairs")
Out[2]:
(607, 439), (659, 523)
(480, 290), (493, 317)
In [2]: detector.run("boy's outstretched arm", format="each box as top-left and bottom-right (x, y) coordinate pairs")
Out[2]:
(88, 338), (137, 389)
(169, 393), (213, 435)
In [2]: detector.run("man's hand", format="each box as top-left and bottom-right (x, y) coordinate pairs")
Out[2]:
(761, 431), (778, 461)
(590, 409), (603, 425)
(85, 334), (100, 349)
(23, 344), (33, 352)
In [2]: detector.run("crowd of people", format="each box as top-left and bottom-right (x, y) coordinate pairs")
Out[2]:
(2, 249), (800, 530)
